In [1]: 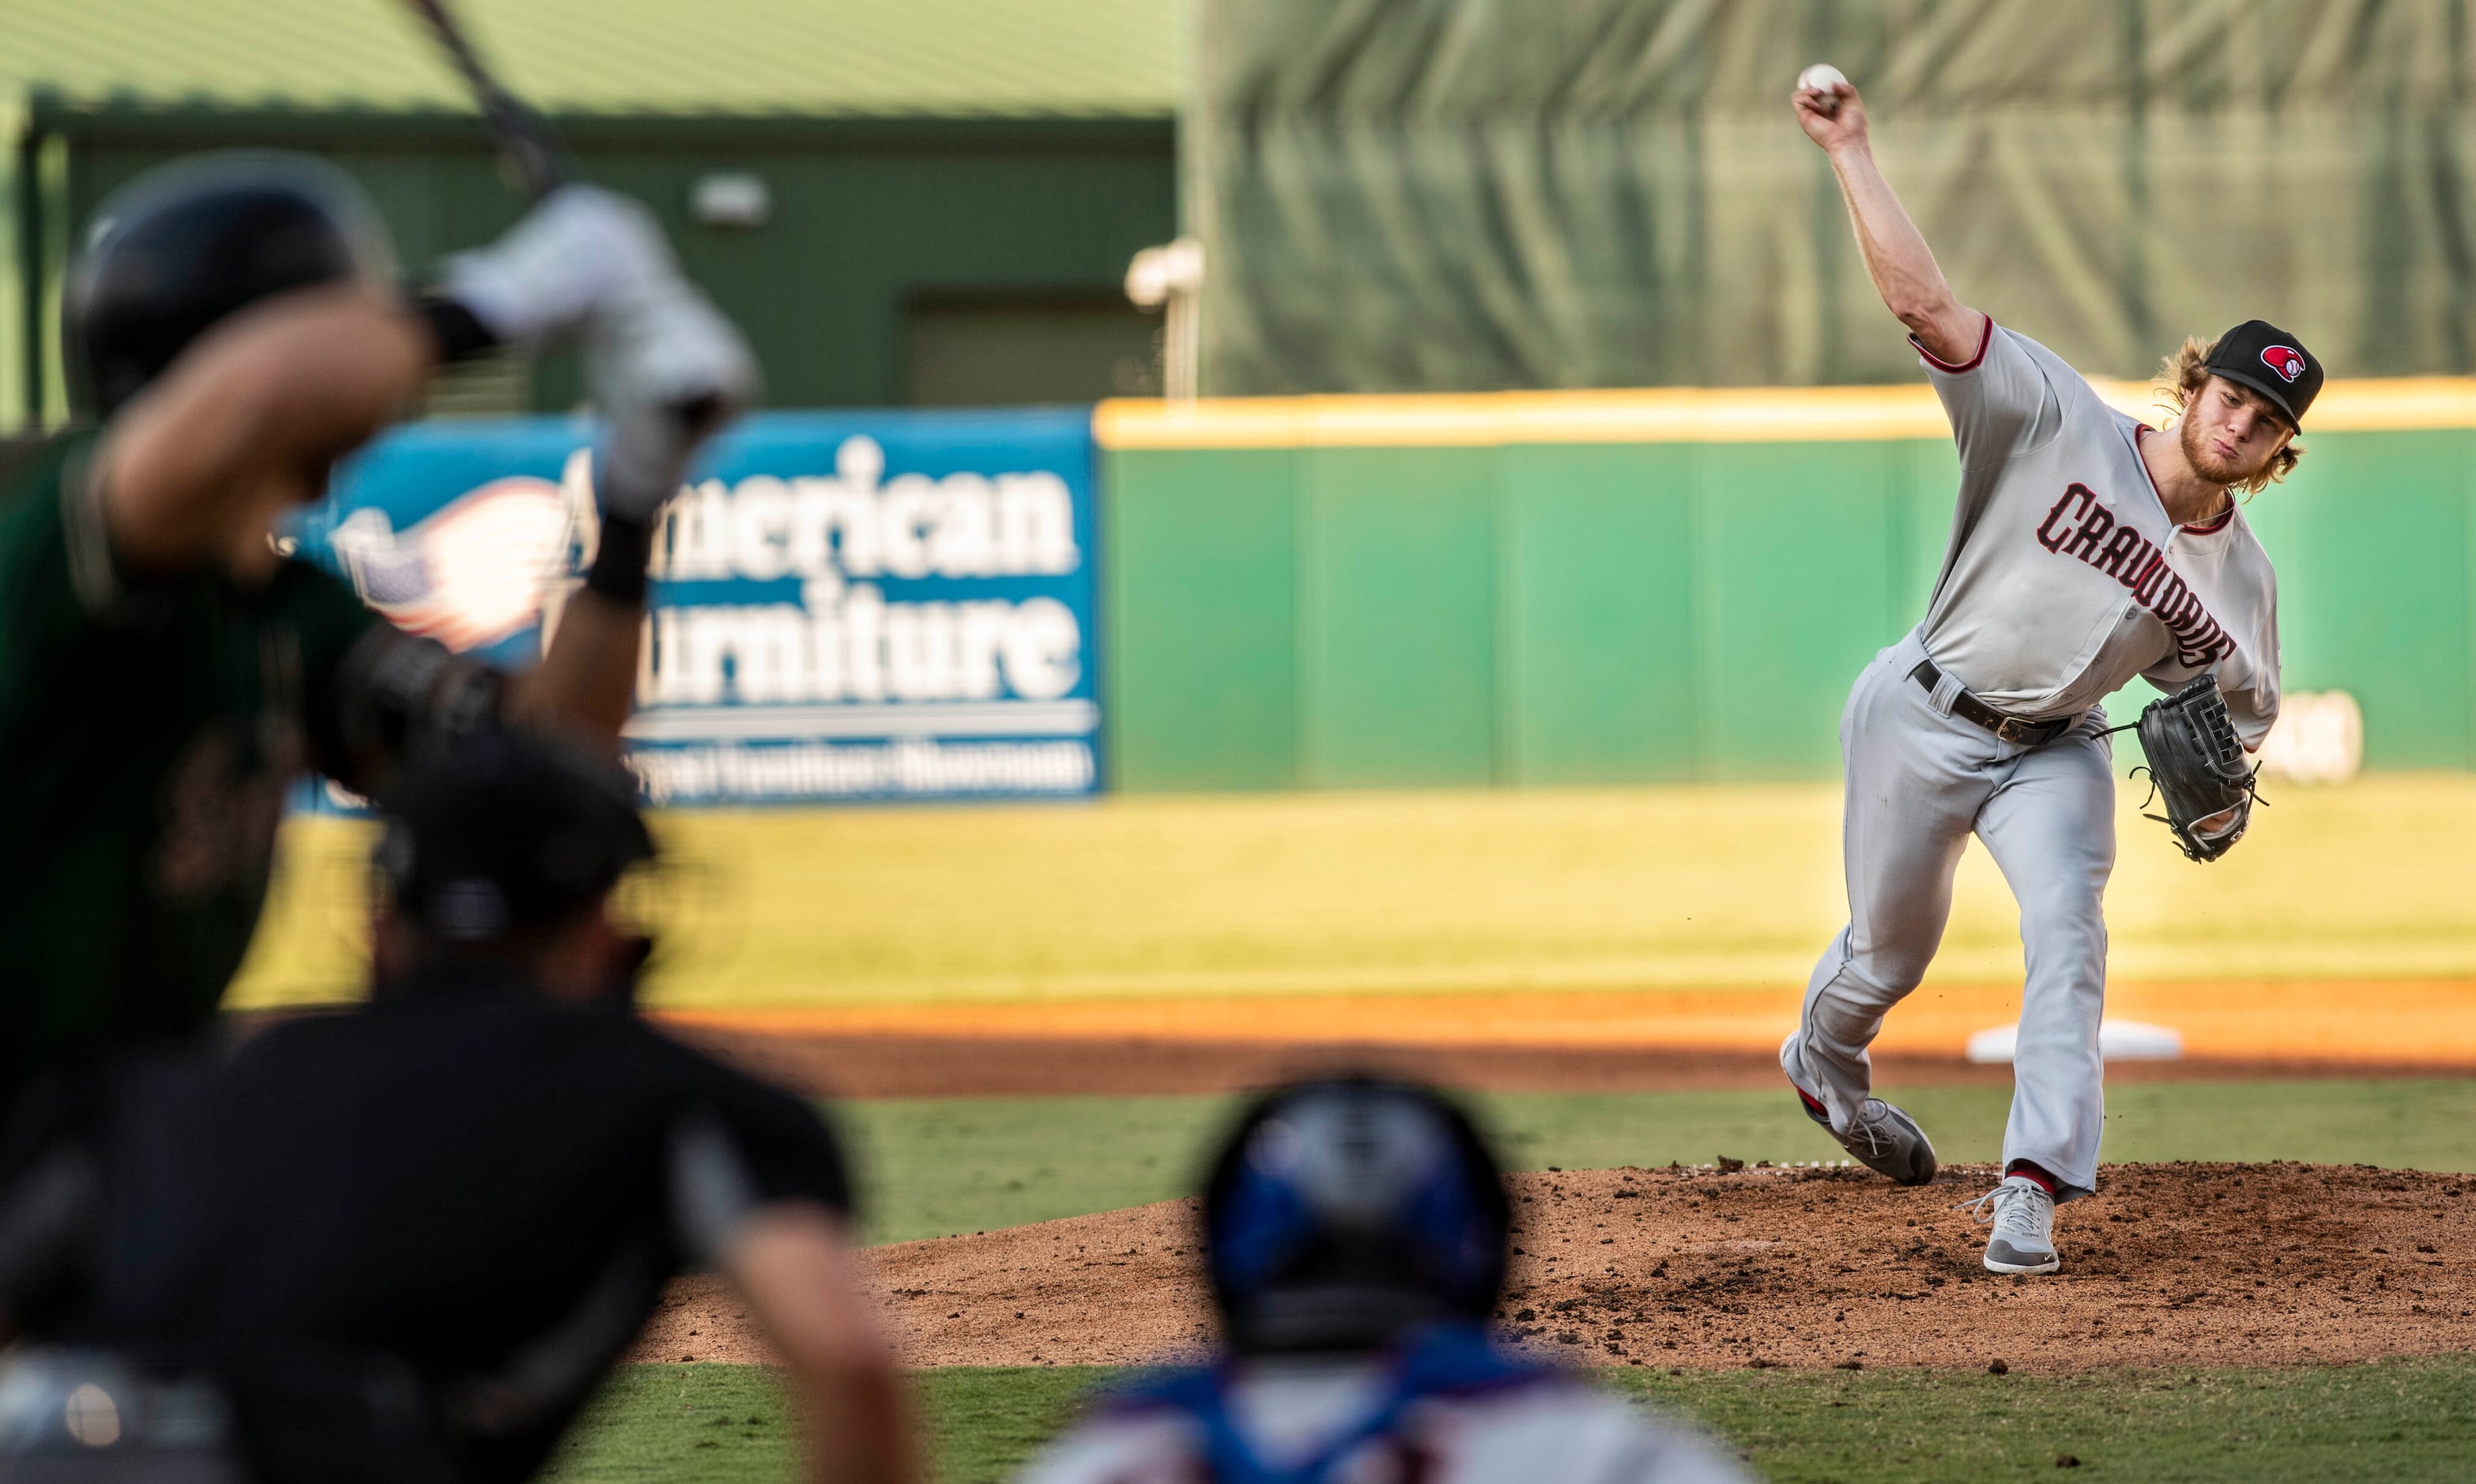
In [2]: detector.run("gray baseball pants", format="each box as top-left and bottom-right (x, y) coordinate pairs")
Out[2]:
(1782, 627), (2116, 1199)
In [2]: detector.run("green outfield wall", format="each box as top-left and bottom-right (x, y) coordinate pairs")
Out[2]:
(1097, 383), (2476, 790)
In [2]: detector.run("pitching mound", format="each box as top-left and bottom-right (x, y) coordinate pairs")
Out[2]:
(631, 1162), (2476, 1372)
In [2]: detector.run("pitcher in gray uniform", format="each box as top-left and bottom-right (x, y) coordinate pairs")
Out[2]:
(1778, 70), (2317, 1275)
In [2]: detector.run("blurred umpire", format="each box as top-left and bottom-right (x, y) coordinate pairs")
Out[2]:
(0, 151), (755, 1117)
(0, 729), (915, 1484)
(1017, 1077), (1747, 1484)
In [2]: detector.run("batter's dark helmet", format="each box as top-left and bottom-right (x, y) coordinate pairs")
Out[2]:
(67, 152), (395, 417)
(1202, 1075), (1510, 1355)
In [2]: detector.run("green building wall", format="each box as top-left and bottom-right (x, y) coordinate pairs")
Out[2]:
(12, 107), (1175, 424)
(1102, 397), (2474, 789)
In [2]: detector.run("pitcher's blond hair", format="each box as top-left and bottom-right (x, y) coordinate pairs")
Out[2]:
(2154, 337), (2303, 497)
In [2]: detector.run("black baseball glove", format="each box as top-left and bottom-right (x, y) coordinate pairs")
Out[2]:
(2132, 675), (2263, 862)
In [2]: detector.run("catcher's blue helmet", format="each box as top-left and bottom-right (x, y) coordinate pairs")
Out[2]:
(1202, 1075), (1509, 1354)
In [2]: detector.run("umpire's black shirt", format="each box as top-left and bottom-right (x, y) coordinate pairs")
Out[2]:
(0, 972), (852, 1484)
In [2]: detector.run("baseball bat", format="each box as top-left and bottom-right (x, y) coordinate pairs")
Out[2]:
(398, 0), (571, 200)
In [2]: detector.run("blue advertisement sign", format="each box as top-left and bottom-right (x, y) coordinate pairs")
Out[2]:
(295, 409), (1102, 805)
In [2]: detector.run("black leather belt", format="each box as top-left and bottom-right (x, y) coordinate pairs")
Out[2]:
(1909, 659), (2073, 748)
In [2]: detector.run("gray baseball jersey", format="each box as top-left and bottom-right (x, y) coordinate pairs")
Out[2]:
(1915, 318), (2281, 747)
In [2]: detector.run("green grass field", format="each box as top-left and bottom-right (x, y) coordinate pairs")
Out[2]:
(843, 1079), (2476, 1243)
(234, 782), (2476, 1478)
(546, 1356), (2476, 1484)
(533, 1077), (2476, 1482)
(232, 775), (2476, 1010)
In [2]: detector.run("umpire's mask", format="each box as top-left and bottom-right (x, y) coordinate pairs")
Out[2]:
(371, 728), (654, 977)
(1202, 1076), (1510, 1355)
(67, 151), (396, 419)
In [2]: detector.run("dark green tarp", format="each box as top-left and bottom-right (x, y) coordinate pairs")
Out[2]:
(1191, 0), (2476, 391)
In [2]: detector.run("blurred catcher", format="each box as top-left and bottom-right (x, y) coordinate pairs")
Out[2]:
(0, 728), (914, 1484)
(1778, 70), (2303, 1275)
(1016, 1075), (1747, 1484)
(0, 151), (756, 1117)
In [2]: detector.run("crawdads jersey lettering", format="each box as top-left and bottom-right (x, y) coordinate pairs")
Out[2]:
(1913, 319), (2280, 748)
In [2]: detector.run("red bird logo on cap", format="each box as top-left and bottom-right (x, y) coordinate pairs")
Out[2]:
(2261, 345), (2306, 383)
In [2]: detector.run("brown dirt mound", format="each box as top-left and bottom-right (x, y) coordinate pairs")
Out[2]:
(631, 1161), (2476, 1371)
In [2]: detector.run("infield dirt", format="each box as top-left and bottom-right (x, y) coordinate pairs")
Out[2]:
(632, 1161), (2476, 1372)
(675, 1026), (2459, 1098)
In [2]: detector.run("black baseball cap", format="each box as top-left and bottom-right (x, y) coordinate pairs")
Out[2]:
(372, 729), (654, 944)
(2205, 320), (2321, 428)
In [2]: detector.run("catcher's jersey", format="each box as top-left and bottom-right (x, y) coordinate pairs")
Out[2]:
(1913, 318), (2281, 748)
(1016, 1355), (1750, 1484)
(0, 434), (379, 1110)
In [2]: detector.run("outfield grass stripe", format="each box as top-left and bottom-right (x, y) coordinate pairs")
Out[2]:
(230, 778), (2476, 1015)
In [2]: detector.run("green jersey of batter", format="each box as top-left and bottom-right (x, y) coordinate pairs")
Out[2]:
(0, 435), (379, 1110)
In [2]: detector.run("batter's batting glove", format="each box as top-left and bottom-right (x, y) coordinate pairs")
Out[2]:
(585, 278), (760, 523)
(435, 185), (679, 348)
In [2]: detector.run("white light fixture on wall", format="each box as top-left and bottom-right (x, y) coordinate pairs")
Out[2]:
(1125, 236), (1204, 401)
(690, 172), (772, 229)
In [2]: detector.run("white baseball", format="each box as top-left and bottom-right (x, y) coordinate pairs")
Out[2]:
(1797, 63), (1849, 114)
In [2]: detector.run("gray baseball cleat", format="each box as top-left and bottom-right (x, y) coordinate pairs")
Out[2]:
(1961, 1176), (2062, 1275)
(1789, 1082), (1940, 1186)
(1783, 1029), (1940, 1185)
